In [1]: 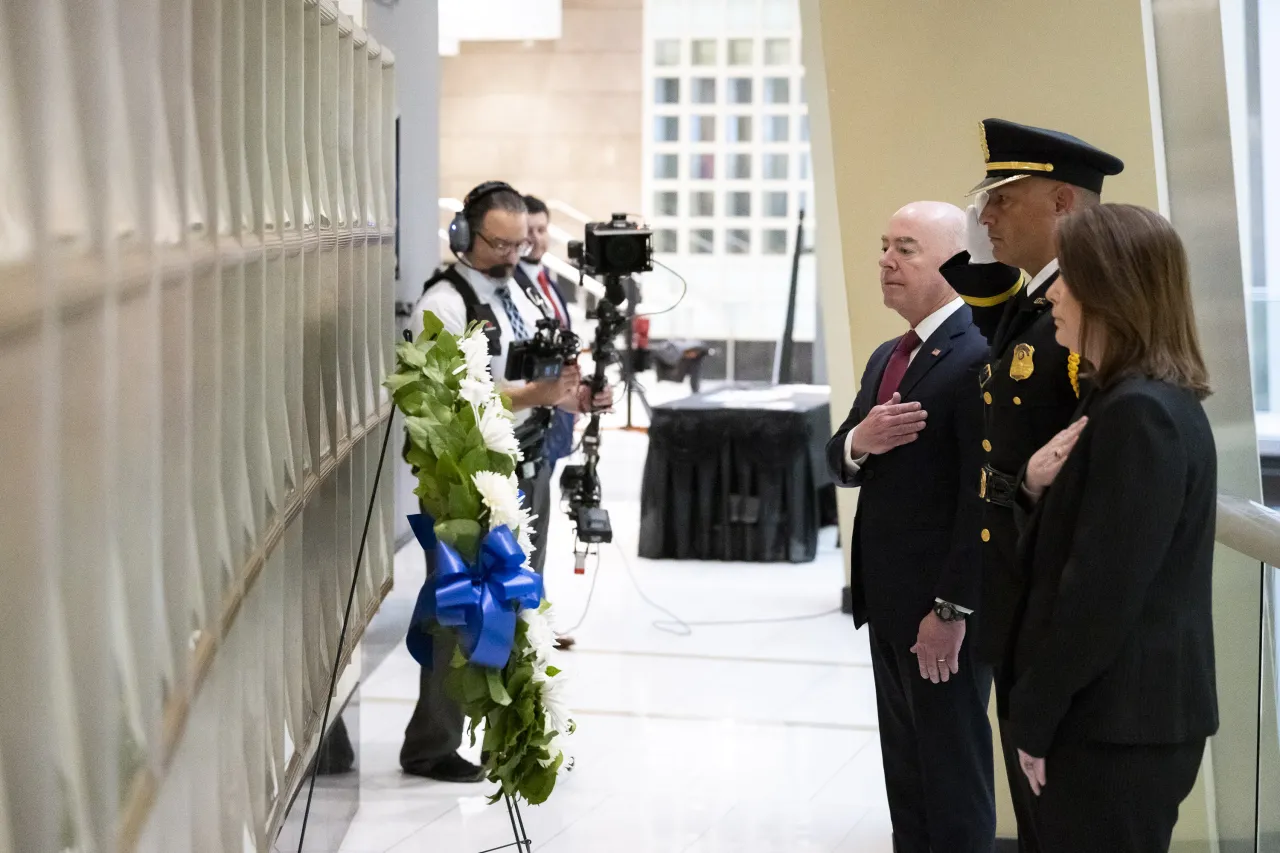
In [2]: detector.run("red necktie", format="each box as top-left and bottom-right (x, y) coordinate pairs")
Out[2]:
(538, 268), (566, 325)
(876, 329), (921, 405)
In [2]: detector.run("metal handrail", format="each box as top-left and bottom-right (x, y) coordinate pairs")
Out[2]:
(1217, 494), (1280, 567)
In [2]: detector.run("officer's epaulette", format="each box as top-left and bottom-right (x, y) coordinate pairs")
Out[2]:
(940, 252), (1026, 308)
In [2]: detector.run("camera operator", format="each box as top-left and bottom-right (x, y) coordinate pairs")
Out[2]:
(401, 182), (576, 783)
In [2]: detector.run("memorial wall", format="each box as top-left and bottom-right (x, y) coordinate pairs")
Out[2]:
(0, 0), (396, 849)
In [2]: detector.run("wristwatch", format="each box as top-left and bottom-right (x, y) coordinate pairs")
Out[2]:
(934, 601), (967, 623)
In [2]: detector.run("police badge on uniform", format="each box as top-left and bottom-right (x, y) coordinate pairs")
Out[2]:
(1010, 343), (1035, 381)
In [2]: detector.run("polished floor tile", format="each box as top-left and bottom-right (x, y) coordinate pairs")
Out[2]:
(337, 398), (893, 853)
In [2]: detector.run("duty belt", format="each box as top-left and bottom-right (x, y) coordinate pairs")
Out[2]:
(979, 464), (1018, 509)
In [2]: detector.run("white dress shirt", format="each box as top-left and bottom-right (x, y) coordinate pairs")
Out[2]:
(843, 297), (965, 470)
(1025, 258), (1059, 298)
(412, 263), (544, 423)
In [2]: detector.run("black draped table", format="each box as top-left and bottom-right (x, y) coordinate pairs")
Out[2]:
(638, 384), (838, 563)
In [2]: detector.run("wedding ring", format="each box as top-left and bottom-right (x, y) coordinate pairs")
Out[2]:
(937, 659), (947, 663)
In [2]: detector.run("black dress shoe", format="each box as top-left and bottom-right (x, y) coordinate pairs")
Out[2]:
(403, 752), (486, 783)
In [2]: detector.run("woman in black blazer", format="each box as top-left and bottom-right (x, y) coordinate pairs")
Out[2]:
(1009, 204), (1218, 853)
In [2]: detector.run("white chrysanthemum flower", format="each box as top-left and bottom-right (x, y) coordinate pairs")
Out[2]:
(517, 525), (536, 564)
(454, 329), (492, 383)
(478, 403), (519, 457)
(459, 375), (494, 410)
(473, 470), (523, 530)
(521, 608), (556, 663)
(535, 667), (573, 736)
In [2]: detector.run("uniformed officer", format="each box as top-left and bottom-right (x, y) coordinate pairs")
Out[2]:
(940, 118), (1124, 853)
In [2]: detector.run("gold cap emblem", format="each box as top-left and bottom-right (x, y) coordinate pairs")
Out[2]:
(980, 121), (990, 163)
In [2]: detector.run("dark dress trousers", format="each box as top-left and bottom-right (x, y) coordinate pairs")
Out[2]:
(1010, 377), (1219, 853)
(945, 260), (1082, 853)
(827, 305), (995, 853)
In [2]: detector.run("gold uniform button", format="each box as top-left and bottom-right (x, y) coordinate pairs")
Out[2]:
(981, 529), (991, 543)
(1014, 397), (1022, 406)
(982, 440), (992, 452)
(983, 392), (993, 404)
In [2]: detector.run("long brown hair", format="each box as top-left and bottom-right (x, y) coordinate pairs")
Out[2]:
(1055, 203), (1211, 399)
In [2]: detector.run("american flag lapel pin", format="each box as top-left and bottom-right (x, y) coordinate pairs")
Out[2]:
(931, 348), (941, 357)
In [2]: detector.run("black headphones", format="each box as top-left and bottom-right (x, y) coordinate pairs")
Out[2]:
(448, 180), (517, 256)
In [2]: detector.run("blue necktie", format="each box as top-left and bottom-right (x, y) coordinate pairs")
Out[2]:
(493, 283), (529, 341)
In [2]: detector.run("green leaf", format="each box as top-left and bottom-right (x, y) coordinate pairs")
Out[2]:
(420, 311), (445, 341)
(384, 371), (419, 393)
(405, 445), (435, 474)
(460, 445), (492, 478)
(435, 518), (482, 562)
(461, 664), (491, 705)
(395, 340), (428, 370)
(436, 452), (464, 487)
(518, 762), (558, 805)
(505, 662), (533, 701)
(487, 451), (516, 478)
(448, 482), (481, 521)
(486, 668), (513, 706)
(544, 665), (561, 678)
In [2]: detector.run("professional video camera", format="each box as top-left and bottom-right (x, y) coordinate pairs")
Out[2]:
(504, 318), (580, 383)
(559, 214), (652, 555)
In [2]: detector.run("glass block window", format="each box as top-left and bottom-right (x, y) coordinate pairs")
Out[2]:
(764, 115), (789, 143)
(799, 153), (810, 180)
(691, 39), (717, 66)
(654, 191), (678, 217)
(690, 191), (715, 217)
(800, 115), (810, 141)
(655, 228), (678, 253)
(764, 77), (790, 104)
(727, 115), (752, 143)
(764, 191), (789, 217)
(690, 229), (715, 254)
(728, 38), (753, 65)
(763, 153), (788, 180)
(764, 38), (791, 65)
(655, 154), (679, 179)
(690, 154), (715, 180)
(726, 228), (751, 254)
(763, 228), (788, 254)
(655, 40), (681, 67)
(655, 78), (680, 104)
(726, 191), (751, 217)
(728, 153), (752, 179)
(691, 115), (716, 143)
(691, 78), (717, 104)
(728, 78), (753, 104)
(654, 115), (679, 142)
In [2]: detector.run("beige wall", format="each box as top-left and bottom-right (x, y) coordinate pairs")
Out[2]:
(439, 0), (642, 225)
(800, 0), (1218, 844)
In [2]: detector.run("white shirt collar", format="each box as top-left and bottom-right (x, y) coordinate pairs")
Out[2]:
(1025, 258), (1060, 298)
(911, 296), (965, 349)
(461, 262), (513, 296)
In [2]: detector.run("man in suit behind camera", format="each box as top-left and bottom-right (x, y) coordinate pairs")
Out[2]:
(827, 201), (994, 852)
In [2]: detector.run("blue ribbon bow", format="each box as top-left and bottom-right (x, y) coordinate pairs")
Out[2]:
(406, 513), (543, 669)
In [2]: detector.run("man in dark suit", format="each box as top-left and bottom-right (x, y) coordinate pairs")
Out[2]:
(939, 119), (1124, 852)
(827, 201), (993, 853)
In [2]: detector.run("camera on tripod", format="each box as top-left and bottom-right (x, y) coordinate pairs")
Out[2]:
(559, 214), (654, 554)
(504, 318), (580, 383)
